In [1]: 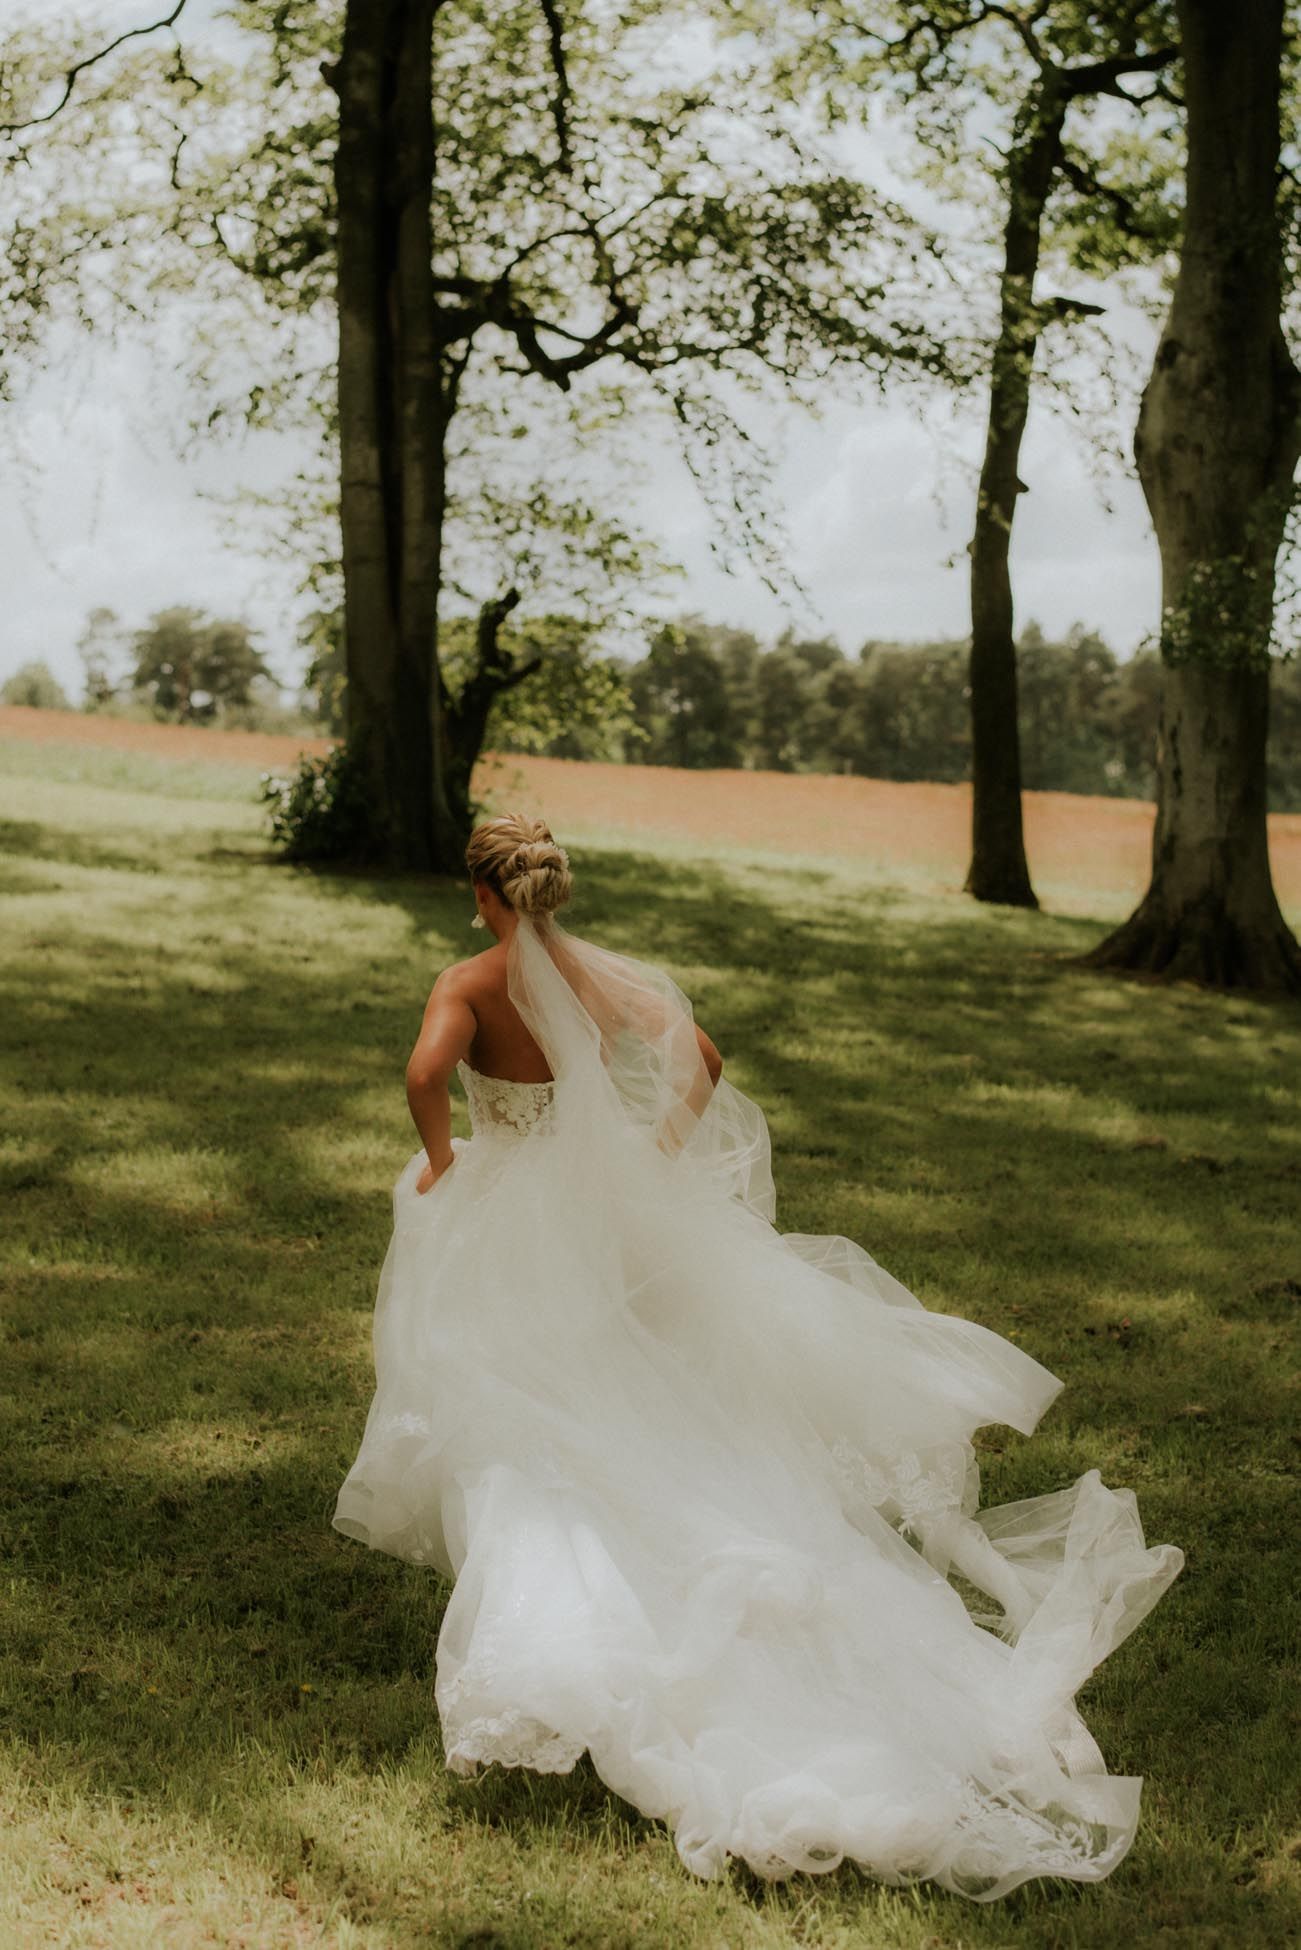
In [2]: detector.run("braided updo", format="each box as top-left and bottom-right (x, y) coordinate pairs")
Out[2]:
(465, 812), (573, 916)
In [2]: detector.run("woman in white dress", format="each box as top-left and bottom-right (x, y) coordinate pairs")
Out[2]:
(334, 812), (1183, 1901)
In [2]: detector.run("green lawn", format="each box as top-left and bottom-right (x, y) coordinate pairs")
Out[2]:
(2, 737), (1298, 1950)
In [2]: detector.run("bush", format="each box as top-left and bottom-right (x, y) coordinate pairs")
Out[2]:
(258, 745), (374, 861)
(2, 660), (71, 710)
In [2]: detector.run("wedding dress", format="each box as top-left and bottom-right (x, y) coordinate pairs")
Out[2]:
(334, 913), (1183, 1900)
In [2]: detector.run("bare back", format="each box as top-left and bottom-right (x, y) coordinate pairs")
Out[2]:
(417, 933), (721, 1096)
(455, 942), (554, 1083)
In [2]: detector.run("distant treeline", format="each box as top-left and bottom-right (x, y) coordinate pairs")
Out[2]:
(591, 620), (1301, 812)
(8, 607), (1299, 812)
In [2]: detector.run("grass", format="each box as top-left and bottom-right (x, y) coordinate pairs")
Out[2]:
(1, 732), (1299, 1950)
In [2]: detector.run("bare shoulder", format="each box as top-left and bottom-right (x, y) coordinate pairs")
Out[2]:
(431, 946), (505, 999)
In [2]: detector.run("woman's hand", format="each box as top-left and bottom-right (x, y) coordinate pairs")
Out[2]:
(416, 1150), (455, 1195)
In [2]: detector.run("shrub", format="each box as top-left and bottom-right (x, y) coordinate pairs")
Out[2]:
(258, 744), (374, 862)
(2, 660), (71, 710)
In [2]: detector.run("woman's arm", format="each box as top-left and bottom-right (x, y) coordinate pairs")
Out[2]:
(695, 1023), (723, 1087)
(405, 968), (477, 1192)
(674, 1023), (722, 1133)
(656, 1023), (724, 1155)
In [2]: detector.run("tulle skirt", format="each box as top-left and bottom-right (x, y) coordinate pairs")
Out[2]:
(334, 1112), (1183, 1900)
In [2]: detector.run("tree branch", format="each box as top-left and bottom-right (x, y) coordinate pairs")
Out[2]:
(840, 7), (977, 65)
(1060, 44), (1177, 101)
(510, 297), (639, 386)
(978, 3), (1045, 63)
(536, 0), (572, 172)
(0, 1), (190, 134)
(1038, 292), (1107, 323)
(477, 586), (523, 670)
(495, 651), (543, 693)
(445, 587), (540, 735)
(429, 267), (640, 386)
(1057, 150), (1168, 243)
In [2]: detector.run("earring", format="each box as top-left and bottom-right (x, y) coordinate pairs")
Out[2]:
(471, 911), (487, 930)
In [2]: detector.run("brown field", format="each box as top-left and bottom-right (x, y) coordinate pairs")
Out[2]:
(0, 703), (335, 771)
(4, 701), (1299, 916)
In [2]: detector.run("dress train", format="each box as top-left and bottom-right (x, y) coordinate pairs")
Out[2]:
(335, 916), (1183, 1898)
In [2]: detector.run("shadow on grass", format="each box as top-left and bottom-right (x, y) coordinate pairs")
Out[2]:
(3, 824), (1299, 1944)
(2, 815), (174, 878)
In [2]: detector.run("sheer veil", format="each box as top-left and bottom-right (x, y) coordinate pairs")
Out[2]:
(507, 910), (776, 1218)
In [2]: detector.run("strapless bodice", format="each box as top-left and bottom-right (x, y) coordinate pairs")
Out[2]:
(457, 1060), (555, 1140)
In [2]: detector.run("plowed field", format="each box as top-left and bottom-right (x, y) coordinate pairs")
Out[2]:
(4, 701), (1298, 915)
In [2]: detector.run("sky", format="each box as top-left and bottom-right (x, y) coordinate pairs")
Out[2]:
(0, 0), (1165, 701)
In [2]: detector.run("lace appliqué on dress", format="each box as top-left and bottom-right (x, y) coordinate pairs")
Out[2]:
(440, 1666), (584, 1777)
(444, 1710), (585, 1777)
(945, 1779), (1132, 1895)
(458, 1062), (556, 1139)
(831, 1434), (971, 1533)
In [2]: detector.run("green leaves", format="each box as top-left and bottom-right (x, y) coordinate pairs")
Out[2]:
(258, 742), (375, 859)
(1, 0), (959, 676)
(440, 612), (644, 763)
(1160, 556), (1279, 673)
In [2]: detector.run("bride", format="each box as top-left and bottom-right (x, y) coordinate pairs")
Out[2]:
(334, 812), (1183, 1901)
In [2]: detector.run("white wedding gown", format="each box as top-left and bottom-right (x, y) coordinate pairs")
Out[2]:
(334, 915), (1183, 1900)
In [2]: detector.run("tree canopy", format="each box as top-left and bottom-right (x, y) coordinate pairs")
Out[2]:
(3, 1), (1300, 983)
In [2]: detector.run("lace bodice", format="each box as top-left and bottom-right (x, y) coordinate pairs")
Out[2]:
(457, 1060), (556, 1140)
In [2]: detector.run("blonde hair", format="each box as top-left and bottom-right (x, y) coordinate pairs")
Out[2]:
(466, 812), (573, 916)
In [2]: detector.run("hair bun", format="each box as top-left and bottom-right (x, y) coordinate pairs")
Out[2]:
(465, 812), (573, 914)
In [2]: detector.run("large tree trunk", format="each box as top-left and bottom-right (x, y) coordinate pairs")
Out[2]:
(965, 83), (1067, 909)
(334, 0), (462, 872)
(1087, 0), (1301, 991)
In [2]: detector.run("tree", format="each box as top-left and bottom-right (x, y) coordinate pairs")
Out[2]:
(1267, 657), (1301, 813)
(629, 621), (747, 769)
(329, 0), (458, 869)
(753, 645), (819, 772)
(858, 639), (971, 782)
(1018, 623), (1119, 793)
(131, 607), (274, 722)
(618, 619), (1219, 799)
(712, 626), (763, 757)
(3, 4), (654, 842)
(1, 660), (70, 710)
(1102, 644), (1163, 797)
(321, 0), (950, 868)
(719, 0), (1180, 903)
(6, 2), (949, 868)
(1086, 0), (1301, 990)
(805, 656), (869, 775)
(0, 5), (189, 137)
(747, 634), (847, 772)
(959, 3), (1176, 906)
(76, 605), (127, 709)
(299, 606), (347, 734)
